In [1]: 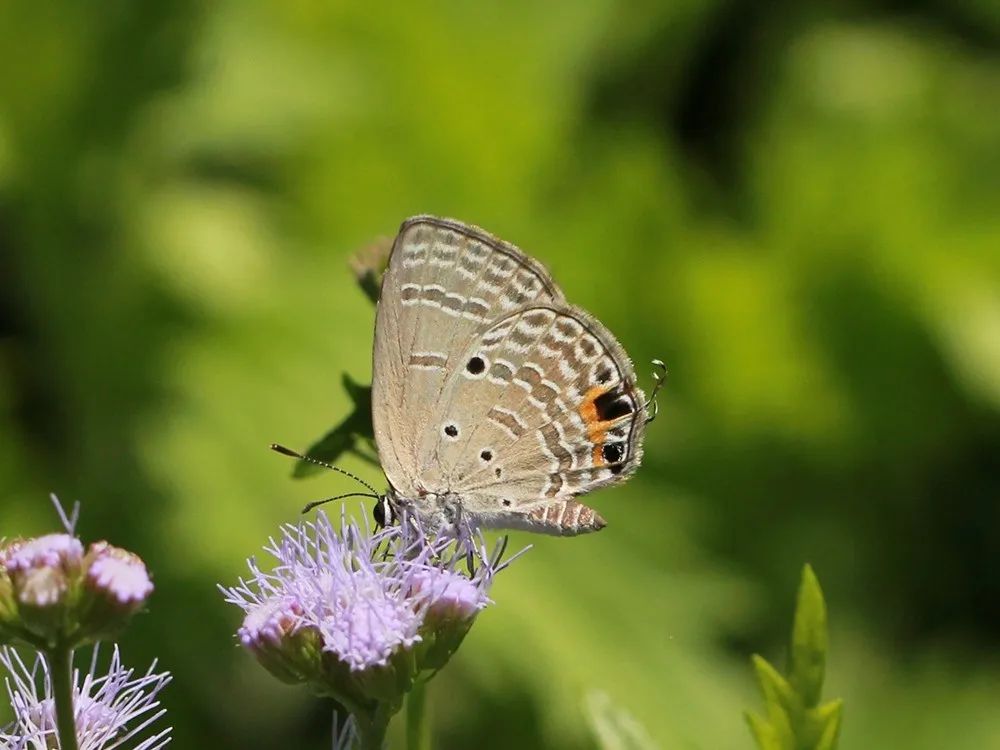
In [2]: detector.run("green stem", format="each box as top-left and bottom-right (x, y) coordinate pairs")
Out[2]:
(406, 680), (430, 750)
(49, 644), (79, 750)
(351, 705), (392, 750)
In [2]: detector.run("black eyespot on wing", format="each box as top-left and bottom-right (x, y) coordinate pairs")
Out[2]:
(495, 467), (502, 478)
(480, 449), (493, 462)
(502, 499), (511, 507)
(466, 356), (486, 375)
(594, 389), (634, 421)
(609, 462), (624, 476)
(444, 424), (459, 437)
(602, 442), (625, 464)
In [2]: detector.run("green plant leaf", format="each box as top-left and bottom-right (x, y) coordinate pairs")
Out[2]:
(292, 373), (376, 478)
(752, 655), (800, 719)
(746, 566), (841, 750)
(813, 699), (843, 750)
(789, 564), (827, 708)
(290, 232), (389, 479)
(744, 711), (784, 750)
(750, 656), (796, 747)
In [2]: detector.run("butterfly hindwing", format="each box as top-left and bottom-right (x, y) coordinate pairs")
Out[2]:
(416, 304), (646, 526)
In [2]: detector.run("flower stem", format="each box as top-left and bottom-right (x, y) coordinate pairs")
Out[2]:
(353, 707), (392, 750)
(406, 680), (430, 750)
(49, 643), (80, 750)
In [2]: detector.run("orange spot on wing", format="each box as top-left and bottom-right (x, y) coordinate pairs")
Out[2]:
(592, 444), (606, 466)
(579, 385), (610, 450)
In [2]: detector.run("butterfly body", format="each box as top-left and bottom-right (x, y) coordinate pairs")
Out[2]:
(372, 216), (650, 536)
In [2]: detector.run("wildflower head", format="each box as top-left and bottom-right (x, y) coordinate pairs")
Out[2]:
(2, 534), (84, 643)
(1, 539), (26, 644)
(77, 542), (156, 642)
(0, 644), (172, 749)
(0, 497), (155, 649)
(222, 510), (514, 720)
(409, 566), (489, 625)
(237, 595), (323, 685)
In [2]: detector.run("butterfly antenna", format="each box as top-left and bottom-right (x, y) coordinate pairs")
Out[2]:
(301, 492), (380, 514)
(644, 359), (667, 424)
(269, 443), (380, 495)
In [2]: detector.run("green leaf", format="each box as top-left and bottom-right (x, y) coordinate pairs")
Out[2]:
(292, 374), (376, 479)
(789, 564), (828, 708)
(746, 566), (842, 750)
(744, 712), (784, 750)
(752, 655), (800, 719)
(750, 656), (796, 747)
(813, 700), (843, 750)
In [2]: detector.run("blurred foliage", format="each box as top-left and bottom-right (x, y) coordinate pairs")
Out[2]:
(0, 1), (998, 748)
(746, 565), (842, 750)
(293, 374), (376, 478)
(586, 691), (659, 750)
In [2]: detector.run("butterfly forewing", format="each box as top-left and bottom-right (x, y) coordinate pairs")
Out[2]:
(372, 216), (564, 497)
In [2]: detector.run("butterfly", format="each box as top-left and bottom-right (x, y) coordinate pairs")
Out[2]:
(366, 215), (660, 536)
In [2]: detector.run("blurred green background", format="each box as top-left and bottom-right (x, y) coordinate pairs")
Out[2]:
(1, 1), (998, 747)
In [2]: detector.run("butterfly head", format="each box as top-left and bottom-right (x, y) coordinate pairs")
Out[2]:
(372, 494), (397, 529)
(378, 487), (468, 536)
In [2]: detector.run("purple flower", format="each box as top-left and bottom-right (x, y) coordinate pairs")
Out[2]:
(5, 534), (84, 608)
(0, 497), (156, 647)
(222, 510), (513, 700)
(238, 595), (304, 650)
(85, 543), (154, 606)
(408, 567), (489, 624)
(74, 542), (156, 644)
(5, 535), (84, 575)
(0, 645), (171, 749)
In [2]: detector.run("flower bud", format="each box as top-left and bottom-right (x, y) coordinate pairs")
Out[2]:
(0, 525), (155, 649)
(0, 539), (24, 644)
(5, 533), (83, 643)
(411, 567), (486, 626)
(239, 596), (324, 686)
(76, 542), (155, 642)
(409, 566), (488, 672)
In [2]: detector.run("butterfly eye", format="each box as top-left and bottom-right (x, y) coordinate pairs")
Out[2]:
(372, 498), (395, 528)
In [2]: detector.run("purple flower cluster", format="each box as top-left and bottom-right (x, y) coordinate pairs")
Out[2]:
(220, 513), (502, 698)
(0, 645), (171, 750)
(0, 497), (168, 750)
(0, 498), (155, 649)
